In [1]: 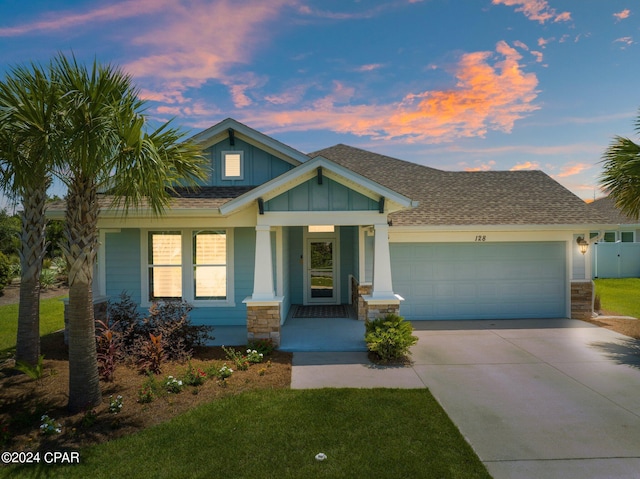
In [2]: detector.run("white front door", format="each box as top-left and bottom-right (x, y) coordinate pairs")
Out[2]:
(305, 238), (338, 304)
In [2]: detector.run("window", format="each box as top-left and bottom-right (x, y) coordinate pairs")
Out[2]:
(145, 229), (233, 305)
(222, 151), (244, 180)
(148, 232), (182, 300)
(603, 231), (616, 243)
(621, 231), (634, 242)
(193, 231), (227, 300)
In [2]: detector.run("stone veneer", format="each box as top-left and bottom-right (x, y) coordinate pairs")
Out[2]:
(571, 280), (594, 320)
(246, 303), (281, 346)
(350, 276), (372, 321)
(363, 301), (400, 321)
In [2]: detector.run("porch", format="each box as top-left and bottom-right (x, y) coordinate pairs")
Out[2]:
(210, 305), (367, 352)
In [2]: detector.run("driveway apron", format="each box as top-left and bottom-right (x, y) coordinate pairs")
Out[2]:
(291, 319), (640, 479)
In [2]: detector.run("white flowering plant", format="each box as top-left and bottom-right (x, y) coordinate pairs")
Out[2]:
(40, 415), (62, 435)
(108, 395), (123, 414)
(246, 349), (264, 364)
(218, 364), (233, 380)
(164, 376), (184, 393)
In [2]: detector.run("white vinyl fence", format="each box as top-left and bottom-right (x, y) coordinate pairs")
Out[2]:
(592, 242), (640, 278)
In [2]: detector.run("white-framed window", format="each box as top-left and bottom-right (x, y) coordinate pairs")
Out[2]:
(621, 231), (635, 242)
(193, 230), (227, 300)
(603, 231), (616, 242)
(143, 229), (234, 306)
(222, 151), (244, 180)
(148, 231), (183, 300)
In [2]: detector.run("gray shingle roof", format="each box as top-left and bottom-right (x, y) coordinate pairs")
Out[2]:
(589, 196), (639, 224)
(310, 144), (608, 226)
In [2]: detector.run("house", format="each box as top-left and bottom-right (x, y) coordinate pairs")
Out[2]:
(589, 196), (640, 278)
(49, 118), (609, 346)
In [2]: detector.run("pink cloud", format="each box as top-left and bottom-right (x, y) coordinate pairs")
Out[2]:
(492, 0), (571, 24)
(0, 0), (174, 36)
(614, 9), (631, 21)
(244, 41), (539, 143)
(463, 161), (496, 171)
(554, 163), (592, 178)
(510, 161), (540, 170)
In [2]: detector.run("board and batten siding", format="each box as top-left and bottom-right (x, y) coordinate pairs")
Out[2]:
(105, 229), (142, 304)
(204, 137), (294, 187)
(265, 177), (379, 212)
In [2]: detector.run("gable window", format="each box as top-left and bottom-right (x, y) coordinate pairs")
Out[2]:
(144, 229), (234, 306)
(222, 151), (244, 180)
(193, 230), (227, 299)
(603, 231), (616, 243)
(148, 231), (183, 300)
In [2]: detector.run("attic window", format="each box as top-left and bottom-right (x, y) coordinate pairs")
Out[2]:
(222, 151), (244, 180)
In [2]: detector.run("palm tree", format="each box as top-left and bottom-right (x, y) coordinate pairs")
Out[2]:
(52, 54), (207, 412)
(601, 111), (640, 219)
(0, 61), (61, 366)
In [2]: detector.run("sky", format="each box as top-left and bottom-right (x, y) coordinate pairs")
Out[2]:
(0, 0), (639, 210)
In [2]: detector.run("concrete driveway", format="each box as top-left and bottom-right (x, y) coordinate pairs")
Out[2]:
(291, 319), (640, 479)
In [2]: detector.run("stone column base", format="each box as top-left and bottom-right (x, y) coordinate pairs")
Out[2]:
(362, 295), (402, 321)
(243, 297), (283, 347)
(571, 280), (594, 320)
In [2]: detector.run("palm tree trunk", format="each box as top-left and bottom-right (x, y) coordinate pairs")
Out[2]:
(15, 182), (48, 365)
(62, 176), (101, 412)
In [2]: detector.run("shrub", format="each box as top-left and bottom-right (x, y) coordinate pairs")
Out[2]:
(14, 354), (45, 380)
(137, 333), (167, 374)
(182, 362), (207, 386)
(365, 314), (418, 362)
(247, 338), (275, 356)
(0, 252), (11, 293)
(39, 268), (57, 289)
(222, 345), (249, 371)
(96, 319), (122, 382)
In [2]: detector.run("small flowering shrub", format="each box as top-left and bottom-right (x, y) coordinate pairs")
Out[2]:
(108, 395), (123, 414)
(247, 338), (275, 356)
(164, 376), (184, 394)
(40, 415), (62, 435)
(217, 364), (233, 380)
(82, 409), (97, 428)
(222, 346), (249, 371)
(137, 386), (155, 404)
(182, 363), (207, 386)
(245, 349), (264, 364)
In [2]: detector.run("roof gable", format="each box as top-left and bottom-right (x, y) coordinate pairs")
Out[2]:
(189, 118), (309, 167)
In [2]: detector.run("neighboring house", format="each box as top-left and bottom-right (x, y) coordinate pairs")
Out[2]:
(589, 196), (640, 278)
(49, 118), (609, 345)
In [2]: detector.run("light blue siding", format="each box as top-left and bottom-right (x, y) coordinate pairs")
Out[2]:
(105, 229), (142, 304)
(339, 226), (357, 304)
(203, 137), (294, 186)
(391, 242), (566, 320)
(288, 227), (304, 304)
(265, 177), (379, 212)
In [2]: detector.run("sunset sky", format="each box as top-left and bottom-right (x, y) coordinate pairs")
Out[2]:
(1, 0), (639, 209)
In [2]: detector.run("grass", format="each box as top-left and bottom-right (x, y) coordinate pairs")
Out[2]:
(7, 389), (491, 479)
(0, 295), (66, 352)
(594, 278), (640, 318)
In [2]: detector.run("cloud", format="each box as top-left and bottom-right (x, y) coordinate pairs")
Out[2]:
(244, 41), (539, 143)
(537, 37), (553, 48)
(463, 161), (496, 171)
(492, 0), (571, 24)
(554, 163), (592, 178)
(510, 161), (540, 170)
(613, 9), (631, 21)
(354, 64), (385, 72)
(0, 0), (173, 36)
(614, 36), (634, 48)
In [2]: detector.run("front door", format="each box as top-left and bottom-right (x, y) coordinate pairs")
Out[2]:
(305, 238), (338, 304)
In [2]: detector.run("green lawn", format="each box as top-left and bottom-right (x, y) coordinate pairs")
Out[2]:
(594, 278), (640, 318)
(8, 389), (490, 479)
(0, 295), (66, 352)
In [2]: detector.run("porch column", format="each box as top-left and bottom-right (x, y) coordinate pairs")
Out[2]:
(252, 225), (275, 300)
(372, 223), (394, 299)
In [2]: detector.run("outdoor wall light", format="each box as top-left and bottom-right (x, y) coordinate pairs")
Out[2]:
(576, 236), (589, 255)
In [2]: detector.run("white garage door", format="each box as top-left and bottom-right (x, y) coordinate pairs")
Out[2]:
(391, 242), (566, 320)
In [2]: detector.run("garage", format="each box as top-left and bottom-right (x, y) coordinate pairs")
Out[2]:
(390, 242), (566, 320)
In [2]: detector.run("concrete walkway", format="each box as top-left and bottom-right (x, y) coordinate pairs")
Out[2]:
(291, 319), (640, 479)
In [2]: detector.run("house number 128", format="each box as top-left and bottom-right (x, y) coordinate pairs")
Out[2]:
(474, 235), (486, 242)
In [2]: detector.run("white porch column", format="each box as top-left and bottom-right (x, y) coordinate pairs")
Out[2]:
(252, 225), (275, 300)
(372, 222), (395, 299)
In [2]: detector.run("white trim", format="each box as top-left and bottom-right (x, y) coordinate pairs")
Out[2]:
(221, 150), (244, 180)
(257, 210), (384, 227)
(140, 228), (235, 308)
